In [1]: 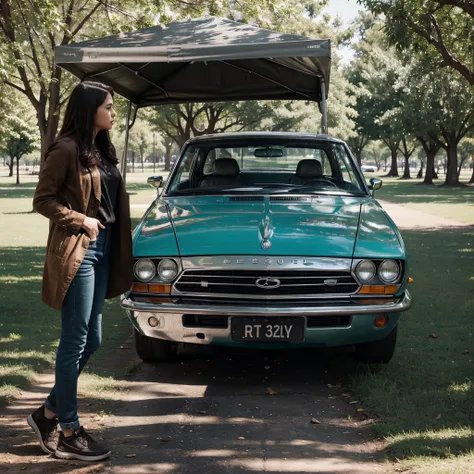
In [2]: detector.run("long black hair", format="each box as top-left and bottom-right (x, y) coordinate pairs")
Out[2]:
(57, 81), (118, 168)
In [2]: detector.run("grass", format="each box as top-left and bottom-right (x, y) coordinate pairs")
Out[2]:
(350, 224), (474, 471)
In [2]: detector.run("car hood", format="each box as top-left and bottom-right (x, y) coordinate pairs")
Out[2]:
(135, 195), (404, 259)
(168, 195), (362, 257)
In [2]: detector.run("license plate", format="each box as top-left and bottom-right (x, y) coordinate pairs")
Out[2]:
(231, 317), (305, 342)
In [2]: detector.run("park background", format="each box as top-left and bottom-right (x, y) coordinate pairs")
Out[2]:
(1, 0), (474, 472)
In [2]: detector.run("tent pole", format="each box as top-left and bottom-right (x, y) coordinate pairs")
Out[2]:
(320, 79), (328, 134)
(121, 101), (133, 184)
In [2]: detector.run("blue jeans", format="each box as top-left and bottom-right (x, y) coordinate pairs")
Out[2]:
(45, 229), (110, 430)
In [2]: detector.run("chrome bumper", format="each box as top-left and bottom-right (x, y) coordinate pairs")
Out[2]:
(121, 290), (412, 316)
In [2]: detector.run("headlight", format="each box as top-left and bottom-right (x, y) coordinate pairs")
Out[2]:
(158, 259), (178, 282)
(355, 260), (376, 283)
(134, 258), (156, 282)
(378, 260), (400, 283)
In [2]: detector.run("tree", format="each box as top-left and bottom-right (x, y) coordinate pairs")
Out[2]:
(398, 138), (417, 179)
(0, 112), (39, 184)
(427, 71), (474, 185)
(361, 0), (474, 87)
(0, 0), (292, 164)
(346, 15), (404, 174)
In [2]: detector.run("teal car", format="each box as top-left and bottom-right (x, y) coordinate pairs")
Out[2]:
(121, 132), (412, 363)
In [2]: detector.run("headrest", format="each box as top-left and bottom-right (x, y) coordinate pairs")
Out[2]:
(296, 159), (322, 178)
(212, 158), (240, 176)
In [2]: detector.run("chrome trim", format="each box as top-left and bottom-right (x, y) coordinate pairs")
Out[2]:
(173, 256), (359, 300)
(121, 290), (412, 316)
(170, 290), (354, 300)
(181, 256), (352, 271)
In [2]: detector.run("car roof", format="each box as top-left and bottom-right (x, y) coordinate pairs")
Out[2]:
(186, 132), (346, 145)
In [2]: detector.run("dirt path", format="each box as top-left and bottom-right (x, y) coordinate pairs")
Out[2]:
(1, 200), (467, 474)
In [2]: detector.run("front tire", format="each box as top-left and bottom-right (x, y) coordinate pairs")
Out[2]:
(134, 328), (176, 362)
(354, 326), (398, 363)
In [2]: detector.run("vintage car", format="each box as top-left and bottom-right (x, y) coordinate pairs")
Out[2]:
(121, 132), (412, 363)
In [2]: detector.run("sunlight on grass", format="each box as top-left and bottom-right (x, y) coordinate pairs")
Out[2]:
(448, 381), (472, 393)
(0, 276), (43, 283)
(0, 384), (22, 405)
(396, 451), (474, 474)
(0, 363), (36, 404)
(0, 363), (36, 379)
(0, 333), (22, 343)
(78, 373), (124, 400)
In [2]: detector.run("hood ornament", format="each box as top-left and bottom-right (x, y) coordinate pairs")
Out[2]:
(261, 218), (272, 251)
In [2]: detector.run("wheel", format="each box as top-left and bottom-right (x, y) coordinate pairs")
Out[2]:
(134, 328), (177, 362)
(354, 326), (398, 363)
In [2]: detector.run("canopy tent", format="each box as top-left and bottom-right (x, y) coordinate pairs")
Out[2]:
(55, 16), (331, 177)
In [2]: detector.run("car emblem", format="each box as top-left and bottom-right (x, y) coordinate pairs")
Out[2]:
(324, 279), (338, 286)
(255, 277), (281, 289)
(261, 239), (272, 250)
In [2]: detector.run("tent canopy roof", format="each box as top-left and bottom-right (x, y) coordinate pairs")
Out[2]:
(55, 17), (331, 107)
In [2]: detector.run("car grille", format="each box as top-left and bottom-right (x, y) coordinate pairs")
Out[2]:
(173, 270), (359, 299)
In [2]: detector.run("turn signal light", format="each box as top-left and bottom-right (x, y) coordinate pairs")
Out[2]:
(408, 277), (414, 283)
(374, 315), (389, 328)
(131, 283), (171, 294)
(148, 284), (171, 294)
(358, 285), (398, 295)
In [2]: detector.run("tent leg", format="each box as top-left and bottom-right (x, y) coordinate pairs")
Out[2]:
(121, 101), (133, 184)
(320, 79), (328, 134)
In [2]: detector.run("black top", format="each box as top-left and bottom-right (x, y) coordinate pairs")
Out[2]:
(95, 150), (121, 226)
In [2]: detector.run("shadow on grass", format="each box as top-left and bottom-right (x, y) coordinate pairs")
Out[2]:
(351, 225), (474, 460)
(0, 188), (36, 199)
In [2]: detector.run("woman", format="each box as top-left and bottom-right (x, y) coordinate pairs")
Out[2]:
(28, 81), (132, 461)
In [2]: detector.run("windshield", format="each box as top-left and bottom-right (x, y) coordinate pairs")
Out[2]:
(166, 139), (367, 196)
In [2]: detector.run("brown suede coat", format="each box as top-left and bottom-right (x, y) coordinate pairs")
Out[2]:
(33, 136), (133, 310)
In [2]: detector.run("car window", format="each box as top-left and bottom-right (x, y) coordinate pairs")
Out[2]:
(166, 140), (366, 196)
(167, 148), (196, 192)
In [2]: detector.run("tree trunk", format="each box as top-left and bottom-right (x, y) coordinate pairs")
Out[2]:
(401, 155), (411, 179)
(424, 150), (437, 184)
(386, 148), (399, 177)
(16, 157), (20, 185)
(417, 162), (423, 179)
(355, 149), (362, 167)
(164, 143), (173, 172)
(39, 68), (62, 168)
(445, 140), (460, 185)
(7, 157), (14, 177)
(470, 166), (474, 183)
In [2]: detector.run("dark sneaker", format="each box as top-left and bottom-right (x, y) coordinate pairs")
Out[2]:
(54, 427), (111, 461)
(27, 405), (59, 454)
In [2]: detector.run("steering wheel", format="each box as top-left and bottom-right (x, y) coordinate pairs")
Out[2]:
(302, 177), (338, 188)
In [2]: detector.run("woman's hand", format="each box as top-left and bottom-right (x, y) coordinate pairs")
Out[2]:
(81, 217), (105, 241)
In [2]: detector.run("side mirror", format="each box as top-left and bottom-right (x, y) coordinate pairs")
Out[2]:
(147, 176), (163, 189)
(369, 177), (383, 196)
